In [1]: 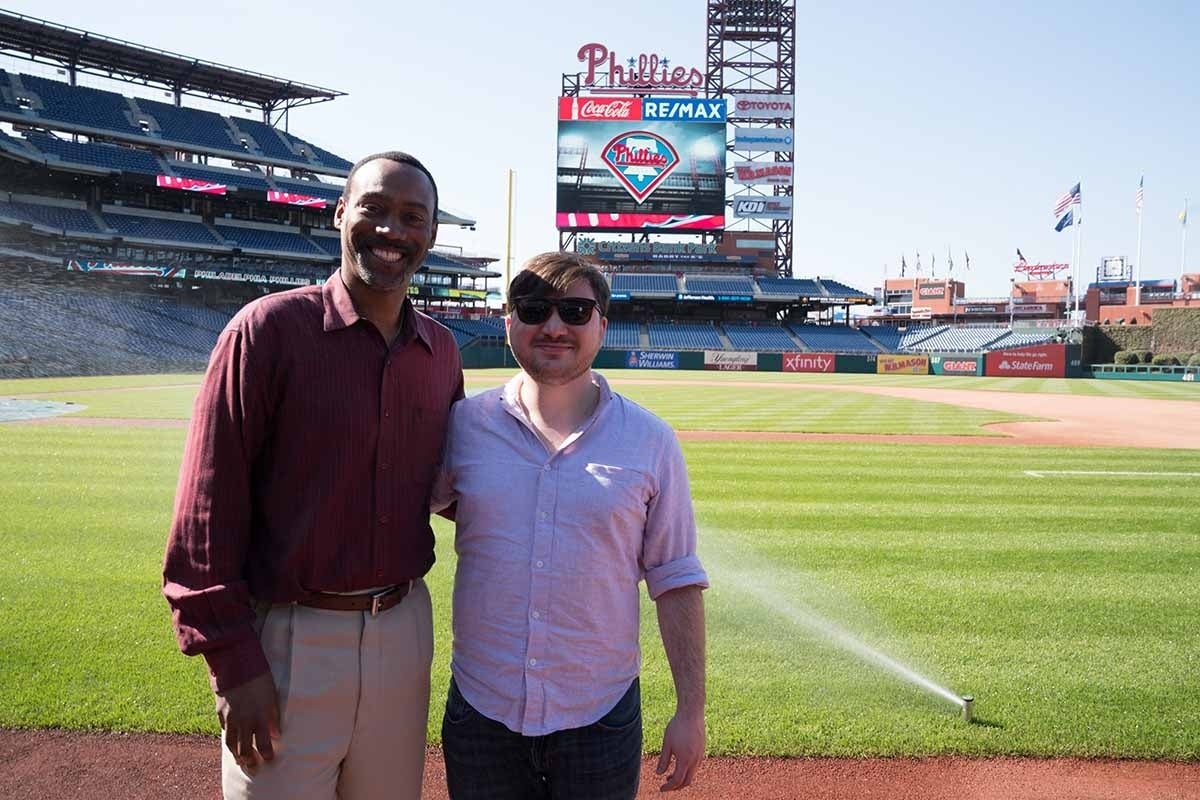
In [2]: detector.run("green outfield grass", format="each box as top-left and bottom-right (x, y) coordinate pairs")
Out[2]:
(0, 372), (1197, 757)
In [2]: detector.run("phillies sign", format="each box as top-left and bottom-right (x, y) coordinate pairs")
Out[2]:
(601, 131), (679, 203)
(577, 42), (703, 94)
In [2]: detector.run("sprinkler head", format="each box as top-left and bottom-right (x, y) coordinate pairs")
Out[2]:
(961, 696), (974, 723)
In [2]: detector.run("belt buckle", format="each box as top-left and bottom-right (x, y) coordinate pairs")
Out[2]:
(369, 586), (392, 617)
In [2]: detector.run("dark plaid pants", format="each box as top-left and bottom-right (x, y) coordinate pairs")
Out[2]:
(442, 677), (642, 800)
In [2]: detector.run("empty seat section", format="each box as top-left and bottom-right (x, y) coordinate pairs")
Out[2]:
(103, 212), (220, 245)
(787, 324), (878, 353)
(647, 322), (722, 349)
(683, 276), (754, 294)
(214, 224), (324, 255)
(24, 134), (162, 174)
(603, 319), (640, 349)
(757, 278), (820, 296)
(232, 118), (302, 162)
(723, 324), (797, 351)
(0, 200), (100, 233)
(138, 98), (238, 152)
(817, 279), (868, 297)
(17, 74), (139, 134)
(273, 179), (344, 204)
(172, 165), (269, 192)
(611, 273), (677, 294)
(910, 327), (1009, 352)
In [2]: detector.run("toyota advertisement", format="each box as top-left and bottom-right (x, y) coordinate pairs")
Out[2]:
(557, 96), (726, 231)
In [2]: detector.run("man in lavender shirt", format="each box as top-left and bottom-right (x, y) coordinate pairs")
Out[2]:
(433, 252), (708, 798)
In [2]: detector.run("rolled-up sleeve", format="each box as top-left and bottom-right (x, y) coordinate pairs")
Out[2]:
(642, 430), (709, 600)
(162, 324), (271, 693)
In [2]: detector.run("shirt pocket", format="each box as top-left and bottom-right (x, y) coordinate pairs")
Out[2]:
(557, 464), (649, 575)
(394, 402), (451, 488)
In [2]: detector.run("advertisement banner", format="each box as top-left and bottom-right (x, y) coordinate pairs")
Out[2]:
(732, 161), (794, 185)
(1013, 304), (1049, 314)
(267, 190), (327, 208)
(731, 194), (792, 220)
(782, 352), (836, 373)
(964, 304), (1001, 314)
(730, 94), (795, 119)
(156, 175), (226, 195)
(916, 284), (946, 299)
(67, 259), (183, 278)
(557, 96), (726, 232)
(984, 344), (1067, 378)
(732, 127), (794, 151)
(704, 351), (757, 371)
(877, 354), (929, 375)
(930, 354), (981, 376)
(625, 350), (678, 369)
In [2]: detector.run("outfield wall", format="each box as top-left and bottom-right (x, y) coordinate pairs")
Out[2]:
(464, 343), (1090, 378)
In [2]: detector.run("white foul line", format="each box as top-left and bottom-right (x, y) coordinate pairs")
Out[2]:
(1024, 470), (1200, 478)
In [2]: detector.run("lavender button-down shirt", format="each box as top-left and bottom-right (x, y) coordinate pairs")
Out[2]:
(433, 372), (708, 736)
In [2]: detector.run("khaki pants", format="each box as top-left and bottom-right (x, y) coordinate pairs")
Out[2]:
(222, 580), (434, 800)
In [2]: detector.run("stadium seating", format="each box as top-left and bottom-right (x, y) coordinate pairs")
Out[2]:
(683, 276), (755, 294)
(309, 231), (341, 257)
(137, 98), (240, 153)
(229, 117), (301, 162)
(273, 178), (344, 204)
(817, 278), (868, 298)
(171, 163), (270, 192)
(12, 74), (140, 135)
(0, 199), (101, 233)
(756, 277), (821, 297)
(647, 322), (722, 349)
(907, 327), (1010, 352)
(214, 223), (325, 256)
(988, 331), (1057, 349)
(610, 273), (678, 294)
(787, 324), (879, 353)
(24, 133), (164, 174)
(723, 324), (799, 351)
(603, 319), (641, 349)
(102, 210), (222, 246)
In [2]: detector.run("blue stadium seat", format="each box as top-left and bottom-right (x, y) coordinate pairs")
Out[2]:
(172, 164), (270, 192)
(683, 276), (755, 294)
(138, 98), (240, 152)
(0, 200), (101, 233)
(103, 212), (221, 246)
(603, 319), (641, 349)
(787, 324), (879, 353)
(16, 74), (140, 135)
(647, 322), (722, 349)
(214, 224), (325, 255)
(25, 133), (163, 174)
(611, 273), (678, 294)
(723, 324), (798, 351)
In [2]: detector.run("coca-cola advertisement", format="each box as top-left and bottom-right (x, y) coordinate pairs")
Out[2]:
(557, 96), (725, 232)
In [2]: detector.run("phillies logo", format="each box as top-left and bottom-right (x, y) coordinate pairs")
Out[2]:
(600, 131), (679, 203)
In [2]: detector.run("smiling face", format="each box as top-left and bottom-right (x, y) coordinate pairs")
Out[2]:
(333, 158), (438, 295)
(507, 277), (608, 387)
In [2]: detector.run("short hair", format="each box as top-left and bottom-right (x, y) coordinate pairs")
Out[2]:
(509, 252), (611, 316)
(343, 151), (439, 216)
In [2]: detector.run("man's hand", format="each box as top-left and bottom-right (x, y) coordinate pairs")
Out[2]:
(656, 711), (705, 791)
(216, 671), (280, 772)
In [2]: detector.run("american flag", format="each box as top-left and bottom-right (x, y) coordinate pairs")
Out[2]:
(1054, 182), (1081, 217)
(1135, 176), (1144, 213)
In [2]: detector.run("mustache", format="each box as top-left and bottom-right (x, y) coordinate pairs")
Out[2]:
(352, 236), (418, 257)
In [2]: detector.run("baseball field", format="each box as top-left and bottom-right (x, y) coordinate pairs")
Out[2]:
(1, 369), (1198, 797)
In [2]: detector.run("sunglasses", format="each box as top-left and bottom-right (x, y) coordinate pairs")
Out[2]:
(511, 296), (601, 326)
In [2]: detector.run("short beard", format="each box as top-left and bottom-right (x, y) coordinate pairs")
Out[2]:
(349, 243), (417, 292)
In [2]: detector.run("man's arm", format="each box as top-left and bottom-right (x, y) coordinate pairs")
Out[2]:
(654, 584), (706, 792)
(163, 326), (278, 764)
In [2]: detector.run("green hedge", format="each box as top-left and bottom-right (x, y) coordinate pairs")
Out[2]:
(1150, 354), (1181, 366)
(1150, 308), (1200, 353)
(1114, 350), (1140, 365)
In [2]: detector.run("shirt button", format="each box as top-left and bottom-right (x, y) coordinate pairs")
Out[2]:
(539, 511), (547, 520)
(535, 560), (544, 568)
(378, 516), (390, 524)
(542, 464), (551, 472)
(531, 611), (540, 619)
(380, 463), (391, 471)
(528, 658), (537, 666)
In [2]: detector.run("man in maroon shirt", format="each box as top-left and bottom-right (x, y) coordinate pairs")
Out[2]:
(164, 151), (463, 799)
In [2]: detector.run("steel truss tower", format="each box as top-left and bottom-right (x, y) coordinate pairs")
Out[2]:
(706, 1), (796, 277)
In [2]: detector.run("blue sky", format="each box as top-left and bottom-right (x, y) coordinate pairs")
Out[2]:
(5, 1), (1197, 297)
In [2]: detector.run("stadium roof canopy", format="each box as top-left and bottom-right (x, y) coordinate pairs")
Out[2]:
(0, 9), (345, 113)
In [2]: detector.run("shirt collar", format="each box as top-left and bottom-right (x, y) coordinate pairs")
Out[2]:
(322, 272), (434, 351)
(501, 370), (613, 426)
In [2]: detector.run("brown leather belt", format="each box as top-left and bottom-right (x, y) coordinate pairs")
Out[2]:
(297, 581), (413, 616)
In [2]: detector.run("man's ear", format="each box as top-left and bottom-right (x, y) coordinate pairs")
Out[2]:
(333, 197), (346, 229)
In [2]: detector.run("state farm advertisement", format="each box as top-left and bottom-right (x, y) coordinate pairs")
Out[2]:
(704, 351), (757, 371)
(877, 354), (929, 375)
(783, 352), (835, 373)
(984, 344), (1067, 378)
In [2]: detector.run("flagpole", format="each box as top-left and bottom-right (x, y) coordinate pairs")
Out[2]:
(1135, 181), (1144, 307)
(1182, 199), (1189, 284)
(1073, 188), (1083, 318)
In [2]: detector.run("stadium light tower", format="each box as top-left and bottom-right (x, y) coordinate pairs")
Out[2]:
(706, 0), (796, 277)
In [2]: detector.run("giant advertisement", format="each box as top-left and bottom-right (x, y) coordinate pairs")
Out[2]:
(782, 352), (836, 373)
(731, 194), (792, 220)
(877, 354), (930, 375)
(557, 96), (726, 231)
(984, 344), (1067, 378)
(704, 351), (757, 371)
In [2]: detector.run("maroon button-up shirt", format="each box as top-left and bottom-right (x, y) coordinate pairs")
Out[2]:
(163, 275), (463, 692)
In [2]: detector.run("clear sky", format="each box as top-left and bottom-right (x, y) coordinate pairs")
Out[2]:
(4, 1), (1197, 298)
